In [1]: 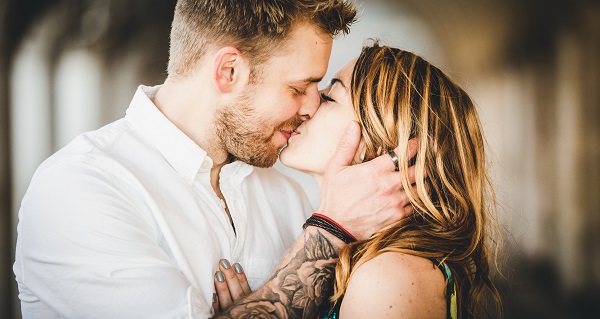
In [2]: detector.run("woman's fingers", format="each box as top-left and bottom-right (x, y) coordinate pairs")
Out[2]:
(213, 259), (253, 312)
(391, 138), (425, 184)
(232, 263), (252, 296)
(218, 259), (245, 301)
(211, 293), (219, 315)
(214, 270), (232, 310)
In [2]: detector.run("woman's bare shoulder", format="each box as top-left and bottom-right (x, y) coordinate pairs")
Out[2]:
(339, 252), (447, 319)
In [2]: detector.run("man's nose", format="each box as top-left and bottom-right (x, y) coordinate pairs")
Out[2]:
(297, 86), (320, 120)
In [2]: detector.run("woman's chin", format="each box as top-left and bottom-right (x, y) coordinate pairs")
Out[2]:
(279, 155), (323, 186)
(279, 149), (299, 169)
(279, 148), (313, 174)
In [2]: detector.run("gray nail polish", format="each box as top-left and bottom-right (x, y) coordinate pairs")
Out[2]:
(234, 263), (243, 274)
(213, 293), (217, 303)
(220, 259), (231, 269)
(215, 271), (225, 282)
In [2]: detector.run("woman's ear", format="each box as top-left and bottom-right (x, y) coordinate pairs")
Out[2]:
(212, 46), (249, 94)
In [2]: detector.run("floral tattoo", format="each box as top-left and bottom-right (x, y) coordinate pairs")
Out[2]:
(217, 230), (338, 319)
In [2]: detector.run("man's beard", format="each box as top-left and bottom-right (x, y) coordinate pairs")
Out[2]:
(215, 89), (302, 168)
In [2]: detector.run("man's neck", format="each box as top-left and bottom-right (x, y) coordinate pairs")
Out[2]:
(152, 76), (230, 182)
(210, 160), (227, 190)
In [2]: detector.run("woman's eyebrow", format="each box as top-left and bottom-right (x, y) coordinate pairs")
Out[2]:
(330, 77), (348, 90)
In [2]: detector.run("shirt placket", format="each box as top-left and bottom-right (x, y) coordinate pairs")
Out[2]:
(220, 173), (247, 262)
(193, 161), (237, 248)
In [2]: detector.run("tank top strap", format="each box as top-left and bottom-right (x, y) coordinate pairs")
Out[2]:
(321, 297), (342, 319)
(433, 260), (458, 319)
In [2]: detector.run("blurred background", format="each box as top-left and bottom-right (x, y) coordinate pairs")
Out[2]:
(1, 0), (599, 318)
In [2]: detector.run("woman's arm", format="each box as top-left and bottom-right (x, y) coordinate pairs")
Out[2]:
(339, 252), (447, 319)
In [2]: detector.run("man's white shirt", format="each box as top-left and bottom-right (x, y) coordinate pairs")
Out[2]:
(14, 85), (313, 318)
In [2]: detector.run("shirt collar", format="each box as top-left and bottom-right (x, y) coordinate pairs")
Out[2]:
(125, 85), (207, 184)
(221, 160), (254, 186)
(124, 85), (254, 185)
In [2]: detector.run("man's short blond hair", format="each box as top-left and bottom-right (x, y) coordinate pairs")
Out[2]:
(168, 0), (357, 77)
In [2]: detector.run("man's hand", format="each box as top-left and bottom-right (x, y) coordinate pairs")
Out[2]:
(317, 121), (418, 240)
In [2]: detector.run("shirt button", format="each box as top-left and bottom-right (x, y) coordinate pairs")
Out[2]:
(201, 159), (211, 170)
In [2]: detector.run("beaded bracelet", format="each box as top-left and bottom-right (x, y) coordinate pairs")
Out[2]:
(303, 213), (357, 244)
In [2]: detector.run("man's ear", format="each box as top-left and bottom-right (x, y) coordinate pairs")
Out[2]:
(212, 46), (247, 94)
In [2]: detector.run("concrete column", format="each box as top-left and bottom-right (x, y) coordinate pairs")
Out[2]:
(531, 58), (561, 261)
(581, 8), (600, 288)
(555, 4), (600, 292)
(555, 28), (585, 291)
(0, 14), (15, 319)
(54, 49), (103, 149)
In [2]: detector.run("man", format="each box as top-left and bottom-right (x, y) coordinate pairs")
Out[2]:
(14, 1), (411, 318)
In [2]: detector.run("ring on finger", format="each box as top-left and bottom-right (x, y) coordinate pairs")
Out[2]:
(388, 150), (399, 172)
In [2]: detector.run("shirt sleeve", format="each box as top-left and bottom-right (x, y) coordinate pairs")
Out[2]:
(15, 159), (212, 319)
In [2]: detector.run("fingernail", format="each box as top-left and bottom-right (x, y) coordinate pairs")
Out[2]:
(234, 263), (243, 274)
(220, 259), (231, 269)
(215, 271), (225, 282)
(213, 293), (217, 303)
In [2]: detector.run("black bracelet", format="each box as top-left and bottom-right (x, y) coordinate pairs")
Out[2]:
(303, 214), (357, 244)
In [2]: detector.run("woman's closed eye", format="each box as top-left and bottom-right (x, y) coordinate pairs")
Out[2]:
(320, 92), (335, 102)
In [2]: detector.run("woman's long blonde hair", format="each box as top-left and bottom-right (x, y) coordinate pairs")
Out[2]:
(332, 43), (502, 318)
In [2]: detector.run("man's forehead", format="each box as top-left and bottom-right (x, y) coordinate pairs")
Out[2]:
(263, 25), (332, 82)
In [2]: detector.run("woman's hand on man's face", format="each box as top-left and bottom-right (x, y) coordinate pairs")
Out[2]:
(317, 121), (421, 241)
(212, 259), (252, 315)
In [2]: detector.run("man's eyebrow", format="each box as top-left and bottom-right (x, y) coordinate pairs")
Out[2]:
(290, 77), (323, 84)
(292, 76), (323, 84)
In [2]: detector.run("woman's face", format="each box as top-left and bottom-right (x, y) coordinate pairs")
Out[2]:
(279, 59), (357, 177)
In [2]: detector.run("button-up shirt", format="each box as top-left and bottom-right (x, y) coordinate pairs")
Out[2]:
(14, 85), (312, 319)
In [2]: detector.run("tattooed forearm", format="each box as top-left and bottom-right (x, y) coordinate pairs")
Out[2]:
(217, 229), (339, 319)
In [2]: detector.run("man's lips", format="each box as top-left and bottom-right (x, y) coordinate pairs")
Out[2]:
(280, 129), (299, 140)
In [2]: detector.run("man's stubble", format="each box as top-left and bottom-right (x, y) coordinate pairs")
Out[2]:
(215, 86), (302, 168)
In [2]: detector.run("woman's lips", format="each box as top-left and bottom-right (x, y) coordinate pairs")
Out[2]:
(280, 129), (300, 140)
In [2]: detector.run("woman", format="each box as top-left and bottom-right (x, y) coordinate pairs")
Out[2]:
(215, 43), (502, 318)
